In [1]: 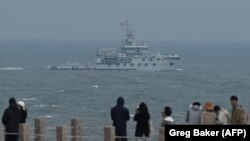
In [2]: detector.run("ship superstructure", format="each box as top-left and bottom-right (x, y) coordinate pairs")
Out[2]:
(93, 20), (180, 71)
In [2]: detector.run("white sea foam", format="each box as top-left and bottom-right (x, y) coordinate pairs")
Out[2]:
(91, 85), (99, 88)
(55, 90), (64, 93)
(175, 68), (183, 71)
(51, 105), (58, 108)
(39, 115), (55, 118)
(44, 115), (54, 118)
(34, 104), (47, 108)
(0, 67), (24, 71)
(22, 98), (36, 101)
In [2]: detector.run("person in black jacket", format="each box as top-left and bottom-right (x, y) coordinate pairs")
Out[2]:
(134, 102), (150, 140)
(111, 97), (130, 141)
(2, 97), (22, 141)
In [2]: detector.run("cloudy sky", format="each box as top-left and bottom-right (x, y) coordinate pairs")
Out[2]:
(0, 0), (249, 41)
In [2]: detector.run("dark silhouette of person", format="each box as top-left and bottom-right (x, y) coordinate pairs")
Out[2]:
(2, 97), (22, 141)
(134, 102), (150, 139)
(111, 97), (130, 141)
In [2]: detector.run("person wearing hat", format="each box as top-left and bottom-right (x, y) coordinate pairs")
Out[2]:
(200, 102), (217, 125)
(18, 101), (28, 123)
(2, 97), (22, 141)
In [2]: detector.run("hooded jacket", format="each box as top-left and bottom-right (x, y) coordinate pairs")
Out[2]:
(111, 97), (130, 136)
(185, 104), (202, 125)
(2, 102), (22, 133)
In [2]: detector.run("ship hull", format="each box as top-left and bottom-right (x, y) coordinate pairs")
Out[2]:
(49, 63), (178, 71)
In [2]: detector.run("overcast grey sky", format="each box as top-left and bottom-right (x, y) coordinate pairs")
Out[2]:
(0, 0), (249, 41)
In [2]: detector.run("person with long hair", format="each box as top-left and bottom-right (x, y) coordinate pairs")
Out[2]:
(134, 102), (150, 140)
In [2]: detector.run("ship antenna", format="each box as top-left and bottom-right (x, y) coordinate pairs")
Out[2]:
(120, 20), (125, 47)
(126, 19), (129, 34)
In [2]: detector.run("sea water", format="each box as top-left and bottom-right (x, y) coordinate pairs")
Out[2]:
(0, 40), (249, 140)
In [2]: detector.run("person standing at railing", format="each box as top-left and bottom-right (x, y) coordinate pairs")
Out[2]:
(2, 97), (22, 141)
(134, 102), (150, 140)
(111, 97), (130, 141)
(214, 105), (229, 125)
(230, 95), (248, 125)
(185, 102), (202, 125)
(200, 102), (216, 125)
(161, 106), (175, 126)
(17, 101), (27, 123)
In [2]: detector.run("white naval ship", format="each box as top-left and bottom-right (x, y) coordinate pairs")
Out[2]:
(48, 20), (180, 71)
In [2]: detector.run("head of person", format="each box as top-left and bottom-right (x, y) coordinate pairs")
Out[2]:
(192, 102), (200, 107)
(9, 97), (16, 104)
(18, 101), (26, 111)
(190, 101), (201, 111)
(117, 97), (124, 106)
(162, 106), (172, 118)
(9, 97), (18, 109)
(138, 102), (149, 114)
(213, 105), (221, 114)
(230, 95), (238, 107)
(203, 102), (214, 112)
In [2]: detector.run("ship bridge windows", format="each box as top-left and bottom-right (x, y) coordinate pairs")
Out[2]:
(157, 58), (161, 61)
(142, 58), (145, 61)
(150, 58), (153, 61)
(126, 48), (136, 50)
(121, 58), (132, 63)
(170, 62), (174, 66)
(104, 57), (117, 64)
(123, 63), (126, 66)
(153, 63), (156, 66)
(144, 63), (148, 66)
(138, 63), (141, 66)
(131, 63), (134, 66)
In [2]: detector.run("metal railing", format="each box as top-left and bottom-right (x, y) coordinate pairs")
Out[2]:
(0, 118), (165, 141)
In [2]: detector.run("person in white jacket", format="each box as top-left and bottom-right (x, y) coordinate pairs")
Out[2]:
(214, 105), (229, 125)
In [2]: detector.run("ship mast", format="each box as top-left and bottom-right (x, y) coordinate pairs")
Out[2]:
(120, 19), (135, 47)
(125, 19), (135, 46)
